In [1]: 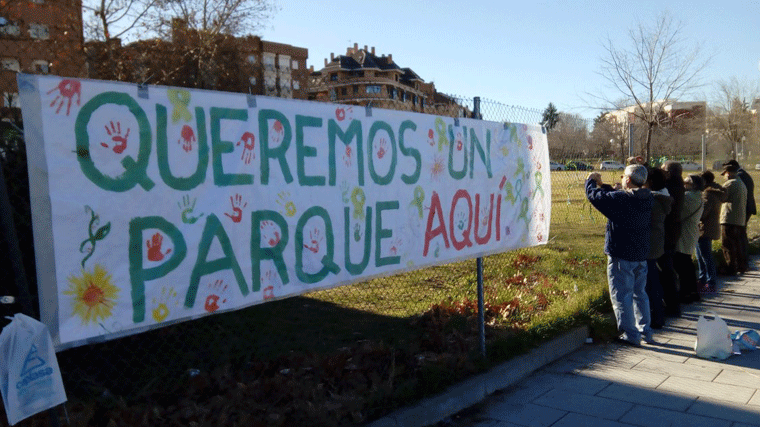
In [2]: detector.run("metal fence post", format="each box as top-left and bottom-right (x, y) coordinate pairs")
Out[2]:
(472, 96), (486, 358)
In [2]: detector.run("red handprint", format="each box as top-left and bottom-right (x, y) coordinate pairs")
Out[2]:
(204, 279), (227, 313)
(336, 108), (346, 121)
(263, 285), (275, 300)
(343, 145), (352, 166)
(179, 125), (195, 152)
(271, 120), (284, 144)
(428, 129), (435, 146)
(376, 138), (387, 159)
(456, 131), (463, 151)
(224, 194), (247, 223)
(303, 229), (322, 253)
(100, 121), (130, 154)
(237, 131), (256, 164)
(146, 233), (171, 262)
(205, 294), (220, 312)
(527, 135), (533, 150)
(47, 79), (81, 115)
(260, 220), (281, 246)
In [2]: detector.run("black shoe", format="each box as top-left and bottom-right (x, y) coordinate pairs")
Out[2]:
(614, 335), (642, 347)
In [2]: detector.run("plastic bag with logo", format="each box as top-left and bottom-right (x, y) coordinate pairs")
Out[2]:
(0, 313), (67, 425)
(694, 311), (733, 360)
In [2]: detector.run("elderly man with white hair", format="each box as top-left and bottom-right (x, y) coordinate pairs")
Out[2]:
(586, 164), (656, 346)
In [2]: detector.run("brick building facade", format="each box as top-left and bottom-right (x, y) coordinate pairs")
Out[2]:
(0, 0), (85, 111)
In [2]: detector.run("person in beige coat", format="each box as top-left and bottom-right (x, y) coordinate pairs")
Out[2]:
(697, 171), (726, 292)
(674, 175), (704, 303)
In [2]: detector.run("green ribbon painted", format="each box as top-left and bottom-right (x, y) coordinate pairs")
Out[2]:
(351, 187), (366, 220)
(504, 181), (516, 205)
(167, 89), (192, 123)
(514, 157), (525, 178)
(434, 118), (449, 152)
(515, 179), (523, 201)
(518, 197), (530, 227)
(532, 171), (544, 199)
(410, 186), (425, 218)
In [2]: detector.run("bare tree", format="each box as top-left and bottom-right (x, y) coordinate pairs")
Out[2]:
(709, 77), (760, 161)
(82, 0), (160, 42)
(548, 112), (589, 161)
(151, 0), (278, 38)
(591, 113), (626, 162)
(596, 12), (710, 162)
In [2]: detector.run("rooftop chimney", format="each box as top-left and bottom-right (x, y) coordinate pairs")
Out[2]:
(330, 52), (334, 61)
(324, 58), (328, 67)
(388, 54), (392, 62)
(371, 46), (375, 55)
(353, 42), (358, 50)
(364, 45), (368, 51)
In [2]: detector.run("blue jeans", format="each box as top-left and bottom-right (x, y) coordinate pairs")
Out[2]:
(696, 236), (717, 285)
(607, 256), (652, 342)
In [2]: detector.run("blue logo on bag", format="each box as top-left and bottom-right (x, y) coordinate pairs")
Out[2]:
(16, 344), (53, 389)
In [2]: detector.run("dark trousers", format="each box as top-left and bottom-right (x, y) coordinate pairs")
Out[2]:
(722, 224), (747, 274)
(646, 259), (665, 327)
(657, 251), (679, 316)
(673, 252), (698, 300)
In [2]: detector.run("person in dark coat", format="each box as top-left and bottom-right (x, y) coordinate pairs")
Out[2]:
(660, 161), (685, 317)
(723, 160), (754, 272)
(644, 168), (672, 328)
(586, 165), (655, 346)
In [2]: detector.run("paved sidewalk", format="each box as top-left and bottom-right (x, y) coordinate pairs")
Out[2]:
(443, 269), (760, 427)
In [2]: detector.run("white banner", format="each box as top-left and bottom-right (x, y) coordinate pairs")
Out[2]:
(17, 74), (550, 349)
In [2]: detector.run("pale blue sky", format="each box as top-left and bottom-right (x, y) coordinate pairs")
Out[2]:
(262, 0), (760, 120)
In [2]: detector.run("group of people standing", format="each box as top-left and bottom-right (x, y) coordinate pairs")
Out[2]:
(585, 159), (755, 346)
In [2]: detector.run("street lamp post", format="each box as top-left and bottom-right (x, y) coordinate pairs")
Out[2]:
(701, 130), (708, 171)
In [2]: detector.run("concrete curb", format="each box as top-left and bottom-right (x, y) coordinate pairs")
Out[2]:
(366, 325), (590, 427)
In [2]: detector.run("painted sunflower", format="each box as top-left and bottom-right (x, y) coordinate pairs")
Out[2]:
(65, 264), (119, 324)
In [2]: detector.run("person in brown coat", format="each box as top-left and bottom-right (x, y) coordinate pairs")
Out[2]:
(697, 171), (726, 293)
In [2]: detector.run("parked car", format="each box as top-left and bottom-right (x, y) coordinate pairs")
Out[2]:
(681, 161), (701, 171)
(566, 161), (593, 171)
(550, 161), (567, 171)
(598, 160), (626, 170)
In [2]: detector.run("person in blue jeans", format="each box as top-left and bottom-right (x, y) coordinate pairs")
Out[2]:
(586, 165), (655, 346)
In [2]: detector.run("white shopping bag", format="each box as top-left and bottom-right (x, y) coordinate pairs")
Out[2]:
(0, 313), (67, 425)
(694, 311), (733, 360)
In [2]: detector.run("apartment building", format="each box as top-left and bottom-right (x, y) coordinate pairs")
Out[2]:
(0, 0), (85, 111)
(309, 43), (465, 116)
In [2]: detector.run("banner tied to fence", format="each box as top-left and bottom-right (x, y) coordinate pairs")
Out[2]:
(18, 74), (551, 349)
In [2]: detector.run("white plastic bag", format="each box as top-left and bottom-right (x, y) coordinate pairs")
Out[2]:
(694, 311), (733, 360)
(0, 313), (67, 425)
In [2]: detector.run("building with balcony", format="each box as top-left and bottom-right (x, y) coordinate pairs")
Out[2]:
(309, 43), (466, 117)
